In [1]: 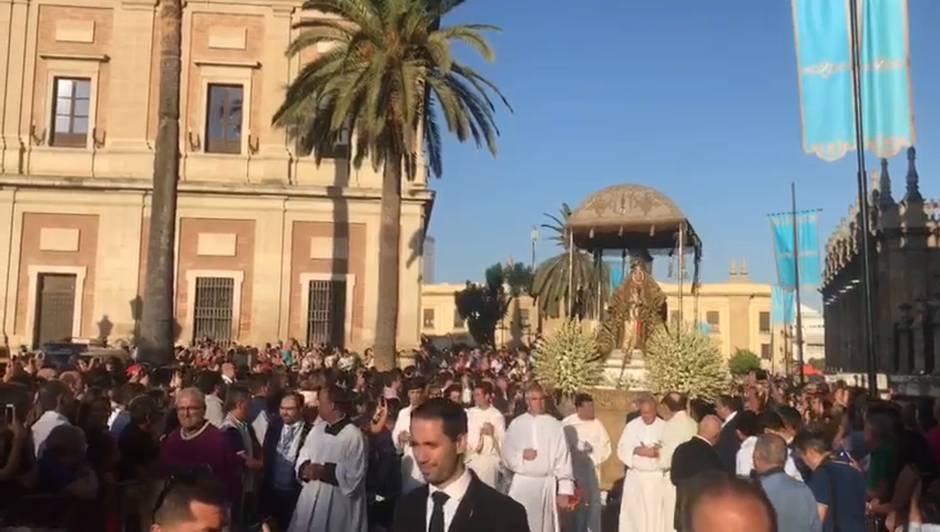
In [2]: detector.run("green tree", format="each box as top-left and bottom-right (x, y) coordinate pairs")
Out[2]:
(139, 0), (183, 364)
(274, 0), (509, 371)
(502, 262), (534, 296)
(530, 204), (608, 319)
(454, 264), (510, 347)
(645, 324), (728, 401)
(728, 349), (762, 376)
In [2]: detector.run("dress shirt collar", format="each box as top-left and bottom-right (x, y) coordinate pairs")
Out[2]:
(429, 466), (472, 503)
(693, 435), (714, 446)
(722, 410), (738, 428)
(38, 410), (69, 425)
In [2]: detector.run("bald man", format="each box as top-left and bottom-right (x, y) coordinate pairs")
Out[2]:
(684, 472), (775, 532)
(670, 415), (724, 528)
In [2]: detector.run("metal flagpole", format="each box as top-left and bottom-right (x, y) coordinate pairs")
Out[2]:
(567, 230), (574, 318)
(678, 223), (685, 337)
(848, 0), (879, 395)
(791, 183), (805, 385)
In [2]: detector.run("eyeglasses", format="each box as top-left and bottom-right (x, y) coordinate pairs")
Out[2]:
(151, 465), (215, 524)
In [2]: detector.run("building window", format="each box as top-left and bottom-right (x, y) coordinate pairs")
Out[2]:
(520, 309), (531, 328)
(205, 84), (243, 154)
(317, 122), (351, 159)
(423, 308), (435, 329)
(307, 280), (346, 347)
(759, 311), (771, 334)
(453, 309), (464, 328)
(193, 277), (234, 343)
(51, 77), (91, 148)
(761, 343), (772, 360)
(706, 311), (720, 333)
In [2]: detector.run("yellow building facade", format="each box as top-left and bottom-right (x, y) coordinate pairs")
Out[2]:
(0, 0), (432, 351)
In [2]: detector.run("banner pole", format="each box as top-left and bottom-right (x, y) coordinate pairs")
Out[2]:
(791, 182), (805, 386)
(849, 0), (879, 396)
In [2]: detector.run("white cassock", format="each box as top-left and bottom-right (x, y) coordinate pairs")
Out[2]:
(466, 405), (506, 488)
(502, 413), (575, 532)
(561, 414), (611, 532)
(391, 404), (426, 494)
(617, 416), (667, 532)
(657, 411), (697, 532)
(289, 419), (367, 532)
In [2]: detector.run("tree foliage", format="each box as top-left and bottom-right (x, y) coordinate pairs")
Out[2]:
(530, 204), (609, 319)
(532, 319), (604, 397)
(645, 324), (728, 401)
(728, 349), (762, 376)
(454, 263), (511, 347)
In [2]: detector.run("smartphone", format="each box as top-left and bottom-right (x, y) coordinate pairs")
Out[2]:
(4, 404), (14, 424)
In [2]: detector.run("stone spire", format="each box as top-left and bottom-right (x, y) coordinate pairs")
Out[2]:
(877, 158), (894, 207)
(729, 259), (737, 278)
(905, 146), (923, 203)
(740, 257), (749, 277)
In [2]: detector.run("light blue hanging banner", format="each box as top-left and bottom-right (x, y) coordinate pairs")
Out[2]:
(772, 286), (795, 326)
(792, 0), (915, 161)
(769, 212), (821, 289)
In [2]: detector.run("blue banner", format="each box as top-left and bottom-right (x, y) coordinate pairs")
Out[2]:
(772, 286), (795, 326)
(792, 0), (915, 162)
(610, 264), (624, 293)
(769, 212), (821, 289)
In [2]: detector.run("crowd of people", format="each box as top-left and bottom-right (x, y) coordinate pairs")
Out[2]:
(0, 339), (938, 532)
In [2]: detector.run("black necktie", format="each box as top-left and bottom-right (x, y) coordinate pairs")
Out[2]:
(429, 491), (450, 532)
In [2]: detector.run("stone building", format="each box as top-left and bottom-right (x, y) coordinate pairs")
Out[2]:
(0, 0), (433, 351)
(821, 148), (940, 392)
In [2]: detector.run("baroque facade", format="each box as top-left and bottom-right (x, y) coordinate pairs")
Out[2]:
(0, 0), (433, 351)
(822, 148), (939, 391)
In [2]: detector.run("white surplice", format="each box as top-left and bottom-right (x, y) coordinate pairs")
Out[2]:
(466, 405), (506, 488)
(617, 416), (667, 532)
(658, 410), (697, 532)
(391, 404), (426, 494)
(288, 419), (367, 532)
(561, 414), (611, 532)
(502, 413), (575, 532)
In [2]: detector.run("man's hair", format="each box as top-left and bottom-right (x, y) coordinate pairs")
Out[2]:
(153, 472), (227, 527)
(246, 373), (271, 394)
(444, 384), (462, 397)
(39, 380), (70, 411)
(224, 385), (251, 412)
(717, 394), (741, 412)
(280, 391), (304, 408)
(195, 371), (223, 395)
(736, 411), (761, 438)
(663, 392), (687, 413)
(792, 425), (832, 454)
(776, 406), (803, 432)
(525, 382), (544, 395)
(574, 393), (594, 408)
(383, 371), (401, 387)
(754, 434), (788, 467)
(404, 377), (427, 393)
(411, 397), (468, 442)
(128, 395), (160, 425)
(683, 471), (777, 531)
(473, 381), (494, 396)
(176, 387), (206, 408)
(758, 411), (785, 433)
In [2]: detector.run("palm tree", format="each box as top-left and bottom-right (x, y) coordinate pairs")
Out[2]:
(139, 0), (182, 364)
(274, 0), (509, 371)
(530, 204), (608, 320)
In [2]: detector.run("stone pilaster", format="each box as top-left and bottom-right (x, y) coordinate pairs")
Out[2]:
(0, 0), (31, 174)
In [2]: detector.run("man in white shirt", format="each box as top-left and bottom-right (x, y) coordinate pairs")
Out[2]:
(734, 411), (762, 477)
(465, 381), (506, 488)
(562, 393), (611, 532)
(32, 379), (74, 457)
(502, 383), (575, 532)
(617, 393), (667, 532)
(392, 377), (429, 494)
(391, 398), (529, 532)
(658, 392), (697, 531)
(197, 371), (226, 427)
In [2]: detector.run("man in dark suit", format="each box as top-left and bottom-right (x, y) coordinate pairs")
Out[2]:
(671, 415), (724, 527)
(260, 392), (313, 531)
(715, 394), (742, 473)
(392, 398), (530, 532)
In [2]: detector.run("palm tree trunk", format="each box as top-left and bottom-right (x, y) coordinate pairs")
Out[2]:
(373, 153), (402, 371)
(139, 0), (181, 365)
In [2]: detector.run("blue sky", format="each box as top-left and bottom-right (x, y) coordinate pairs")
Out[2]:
(427, 0), (940, 291)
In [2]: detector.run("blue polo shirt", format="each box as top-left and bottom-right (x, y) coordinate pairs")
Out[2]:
(806, 460), (867, 532)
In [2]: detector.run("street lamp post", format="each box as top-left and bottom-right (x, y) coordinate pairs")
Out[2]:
(530, 226), (539, 270)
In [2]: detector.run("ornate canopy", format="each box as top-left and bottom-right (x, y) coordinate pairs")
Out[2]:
(567, 184), (702, 254)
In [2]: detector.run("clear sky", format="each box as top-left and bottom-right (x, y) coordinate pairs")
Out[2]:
(426, 0), (940, 293)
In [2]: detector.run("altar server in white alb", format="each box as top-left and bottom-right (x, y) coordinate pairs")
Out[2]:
(289, 384), (367, 532)
(617, 392), (667, 532)
(465, 380), (506, 488)
(391, 377), (428, 494)
(502, 383), (575, 532)
(561, 393), (611, 532)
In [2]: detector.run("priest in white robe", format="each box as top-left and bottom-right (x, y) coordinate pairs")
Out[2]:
(561, 393), (611, 532)
(466, 381), (506, 488)
(617, 393), (667, 532)
(502, 383), (575, 532)
(289, 385), (367, 532)
(391, 377), (428, 494)
(658, 392), (697, 532)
